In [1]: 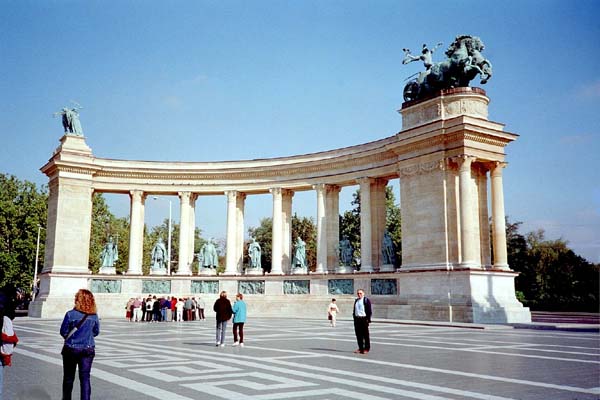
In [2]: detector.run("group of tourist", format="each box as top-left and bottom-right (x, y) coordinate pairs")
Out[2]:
(124, 295), (206, 323)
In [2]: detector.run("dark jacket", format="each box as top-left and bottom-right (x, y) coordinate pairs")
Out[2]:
(213, 297), (233, 322)
(60, 309), (100, 349)
(352, 296), (372, 323)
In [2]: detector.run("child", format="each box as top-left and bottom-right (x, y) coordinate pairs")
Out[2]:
(327, 298), (340, 327)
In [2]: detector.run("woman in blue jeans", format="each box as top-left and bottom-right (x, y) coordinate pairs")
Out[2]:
(60, 289), (100, 400)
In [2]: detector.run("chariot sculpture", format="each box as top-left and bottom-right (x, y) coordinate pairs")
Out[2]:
(402, 35), (492, 102)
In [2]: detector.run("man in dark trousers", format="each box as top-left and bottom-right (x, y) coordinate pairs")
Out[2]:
(352, 289), (372, 354)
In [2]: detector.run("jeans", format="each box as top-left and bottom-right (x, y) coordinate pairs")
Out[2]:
(0, 365), (4, 400)
(62, 346), (95, 400)
(216, 320), (228, 344)
(233, 322), (245, 343)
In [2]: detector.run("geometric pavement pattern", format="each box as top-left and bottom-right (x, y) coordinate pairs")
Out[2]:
(5, 317), (600, 400)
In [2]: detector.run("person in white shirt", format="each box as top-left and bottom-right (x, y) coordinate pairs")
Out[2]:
(327, 299), (340, 327)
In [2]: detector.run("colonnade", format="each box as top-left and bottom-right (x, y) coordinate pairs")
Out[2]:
(118, 160), (509, 276)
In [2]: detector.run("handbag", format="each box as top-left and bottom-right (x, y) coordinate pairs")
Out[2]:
(327, 314), (332, 321)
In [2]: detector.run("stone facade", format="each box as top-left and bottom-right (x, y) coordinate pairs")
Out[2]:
(31, 88), (530, 323)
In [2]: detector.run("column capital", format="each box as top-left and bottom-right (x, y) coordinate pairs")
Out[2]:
(129, 190), (147, 202)
(490, 161), (508, 177)
(178, 191), (191, 200)
(281, 189), (294, 197)
(224, 190), (238, 200)
(326, 184), (341, 194)
(452, 155), (476, 172)
(269, 187), (282, 196)
(312, 183), (326, 192)
(356, 177), (372, 185)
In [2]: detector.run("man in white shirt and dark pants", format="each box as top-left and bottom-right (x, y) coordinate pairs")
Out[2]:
(352, 289), (372, 354)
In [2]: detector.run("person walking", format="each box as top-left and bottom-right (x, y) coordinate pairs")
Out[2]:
(352, 289), (372, 354)
(231, 293), (247, 347)
(1, 304), (19, 400)
(327, 298), (340, 327)
(213, 291), (232, 347)
(60, 289), (100, 400)
(197, 296), (206, 320)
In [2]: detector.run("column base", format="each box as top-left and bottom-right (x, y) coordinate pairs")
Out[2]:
(245, 268), (263, 275)
(98, 267), (116, 275)
(291, 267), (307, 275)
(150, 268), (167, 275)
(379, 264), (396, 272)
(357, 265), (374, 273)
(335, 265), (355, 274)
(197, 268), (217, 276)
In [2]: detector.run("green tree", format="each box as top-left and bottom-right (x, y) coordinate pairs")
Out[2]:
(506, 222), (599, 312)
(247, 215), (317, 272)
(89, 194), (130, 274)
(339, 186), (402, 268)
(0, 174), (47, 290)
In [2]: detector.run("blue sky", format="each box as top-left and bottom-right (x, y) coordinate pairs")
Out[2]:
(1, 1), (599, 262)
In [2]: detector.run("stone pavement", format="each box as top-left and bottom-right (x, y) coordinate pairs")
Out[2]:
(5, 317), (600, 400)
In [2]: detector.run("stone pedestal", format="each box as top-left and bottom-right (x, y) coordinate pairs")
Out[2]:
(198, 268), (217, 276)
(99, 267), (116, 275)
(150, 268), (167, 276)
(379, 264), (395, 273)
(335, 265), (355, 274)
(245, 268), (263, 275)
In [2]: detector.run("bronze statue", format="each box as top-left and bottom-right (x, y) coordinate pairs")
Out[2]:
(402, 35), (492, 102)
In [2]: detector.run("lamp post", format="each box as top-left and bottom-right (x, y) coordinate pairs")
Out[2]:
(32, 225), (44, 301)
(153, 197), (172, 275)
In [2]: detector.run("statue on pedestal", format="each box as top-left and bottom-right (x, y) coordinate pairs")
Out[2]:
(339, 236), (353, 266)
(401, 35), (492, 102)
(292, 237), (307, 271)
(200, 239), (218, 269)
(99, 236), (118, 273)
(54, 103), (84, 136)
(247, 238), (261, 269)
(381, 231), (396, 265)
(150, 238), (168, 273)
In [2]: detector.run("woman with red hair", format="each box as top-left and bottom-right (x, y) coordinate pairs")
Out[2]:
(60, 289), (100, 400)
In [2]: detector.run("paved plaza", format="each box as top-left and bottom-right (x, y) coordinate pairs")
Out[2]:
(5, 317), (600, 400)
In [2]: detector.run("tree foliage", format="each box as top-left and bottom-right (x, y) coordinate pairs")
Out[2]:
(507, 221), (599, 312)
(247, 214), (317, 272)
(339, 186), (402, 268)
(89, 194), (130, 274)
(0, 174), (47, 290)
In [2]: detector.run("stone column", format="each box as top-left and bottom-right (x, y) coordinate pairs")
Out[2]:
(177, 192), (192, 275)
(282, 190), (294, 273)
(188, 194), (197, 269)
(224, 190), (239, 275)
(314, 184), (327, 273)
(491, 162), (510, 270)
(127, 190), (146, 275)
(326, 185), (340, 272)
(270, 188), (284, 274)
(358, 178), (374, 272)
(236, 193), (246, 271)
(371, 179), (388, 271)
(456, 155), (478, 268)
(477, 165), (492, 268)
